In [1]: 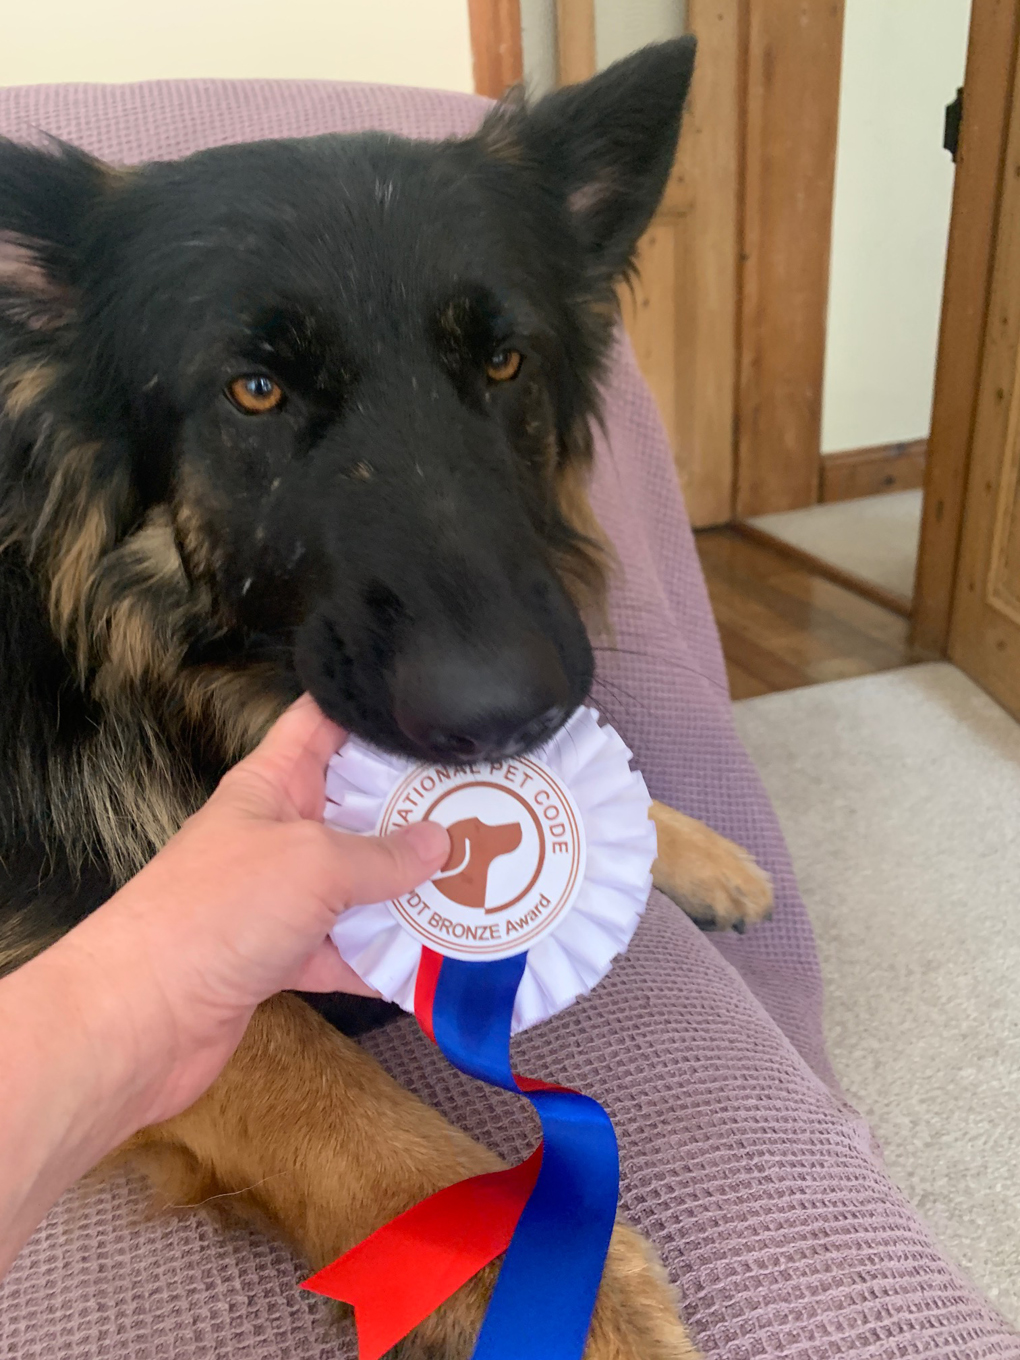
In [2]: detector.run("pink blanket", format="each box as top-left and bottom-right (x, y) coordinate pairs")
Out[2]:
(1, 78), (1015, 1359)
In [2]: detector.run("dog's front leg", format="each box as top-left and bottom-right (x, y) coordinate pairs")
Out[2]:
(651, 801), (773, 932)
(121, 992), (698, 1358)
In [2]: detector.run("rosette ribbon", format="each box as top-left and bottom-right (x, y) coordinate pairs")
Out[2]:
(302, 945), (619, 1360)
(301, 708), (657, 1359)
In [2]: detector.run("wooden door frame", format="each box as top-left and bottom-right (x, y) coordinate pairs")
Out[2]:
(468, 0), (523, 99)
(911, 0), (1020, 658)
(735, 0), (845, 518)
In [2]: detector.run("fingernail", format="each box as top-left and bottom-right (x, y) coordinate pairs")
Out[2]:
(395, 820), (449, 862)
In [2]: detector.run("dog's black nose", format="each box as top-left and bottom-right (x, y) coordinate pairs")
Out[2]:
(392, 635), (571, 761)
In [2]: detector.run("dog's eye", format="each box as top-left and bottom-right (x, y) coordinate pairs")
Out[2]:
(227, 374), (285, 413)
(485, 349), (523, 383)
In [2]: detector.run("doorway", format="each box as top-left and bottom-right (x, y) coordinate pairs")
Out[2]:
(738, 1), (970, 621)
(469, 0), (1020, 708)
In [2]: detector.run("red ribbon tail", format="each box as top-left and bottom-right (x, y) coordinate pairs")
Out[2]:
(413, 946), (444, 1045)
(301, 1149), (543, 1360)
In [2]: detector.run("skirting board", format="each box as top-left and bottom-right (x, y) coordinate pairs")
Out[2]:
(820, 439), (927, 503)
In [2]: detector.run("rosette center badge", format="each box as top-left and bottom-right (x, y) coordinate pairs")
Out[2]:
(379, 756), (587, 960)
(325, 706), (656, 1032)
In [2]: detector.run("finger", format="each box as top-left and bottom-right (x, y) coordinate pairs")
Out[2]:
(286, 938), (381, 994)
(254, 693), (345, 778)
(230, 695), (347, 820)
(322, 821), (450, 909)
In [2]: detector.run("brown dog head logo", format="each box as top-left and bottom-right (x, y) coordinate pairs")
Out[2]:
(432, 817), (523, 910)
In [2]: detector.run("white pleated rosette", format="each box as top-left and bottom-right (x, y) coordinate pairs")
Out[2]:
(325, 706), (656, 1032)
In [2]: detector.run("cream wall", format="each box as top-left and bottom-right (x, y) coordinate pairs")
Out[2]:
(520, 0), (685, 96)
(594, 0), (684, 71)
(0, 0), (474, 91)
(820, 0), (971, 454)
(520, 0), (558, 97)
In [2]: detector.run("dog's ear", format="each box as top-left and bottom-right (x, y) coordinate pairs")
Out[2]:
(0, 139), (109, 330)
(507, 37), (696, 283)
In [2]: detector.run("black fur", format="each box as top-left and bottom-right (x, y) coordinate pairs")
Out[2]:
(0, 39), (696, 1023)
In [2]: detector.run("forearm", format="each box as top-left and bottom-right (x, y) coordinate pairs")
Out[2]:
(0, 699), (447, 1280)
(0, 925), (163, 1276)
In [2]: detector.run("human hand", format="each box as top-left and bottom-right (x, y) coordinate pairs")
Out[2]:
(54, 694), (449, 1130)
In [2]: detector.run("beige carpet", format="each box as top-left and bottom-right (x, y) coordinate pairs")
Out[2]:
(733, 663), (1020, 1325)
(746, 488), (923, 601)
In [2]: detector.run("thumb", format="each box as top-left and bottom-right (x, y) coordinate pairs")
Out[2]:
(324, 819), (451, 909)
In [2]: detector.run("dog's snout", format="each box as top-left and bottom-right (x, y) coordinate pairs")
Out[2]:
(392, 633), (571, 761)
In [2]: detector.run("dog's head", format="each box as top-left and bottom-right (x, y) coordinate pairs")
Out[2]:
(0, 40), (694, 766)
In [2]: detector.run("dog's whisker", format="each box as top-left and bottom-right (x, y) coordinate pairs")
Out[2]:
(591, 676), (654, 720)
(592, 644), (666, 663)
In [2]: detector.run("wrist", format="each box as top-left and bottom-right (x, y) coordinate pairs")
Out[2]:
(7, 902), (181, 1152)
(55, 917), (179, 1133)
(0, 928), (167, 1274)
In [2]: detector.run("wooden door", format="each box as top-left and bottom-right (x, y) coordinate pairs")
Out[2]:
(948, 30), (1020, 718)
(735, 0), (844, 517)
(913, 0), (1019, 658)
(552, 0), (741, 528)
(468, 0), (523, 97)
(615, 1), (742, 528)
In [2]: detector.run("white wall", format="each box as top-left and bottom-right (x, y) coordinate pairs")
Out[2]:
(520, 0), (685, 96)
(0, 0), (474, 91)
(520, 0), (558, 98)
(821, 0), (971, 454)
(595, 0), (685, 70)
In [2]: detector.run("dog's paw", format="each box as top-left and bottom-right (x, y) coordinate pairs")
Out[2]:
(651, 803), (773, 933)
(585, 1222), (701, 1359)
(401, 1221), (698, 1359)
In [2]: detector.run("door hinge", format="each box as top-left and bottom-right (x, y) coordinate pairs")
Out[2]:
(944, 86), (963, 162)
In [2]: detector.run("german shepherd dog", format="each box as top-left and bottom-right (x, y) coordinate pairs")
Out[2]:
(0, 38), (771, 1357)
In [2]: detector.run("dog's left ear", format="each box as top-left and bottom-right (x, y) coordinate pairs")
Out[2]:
(0, 138), (109, 331)
(510, 37), (696, 282)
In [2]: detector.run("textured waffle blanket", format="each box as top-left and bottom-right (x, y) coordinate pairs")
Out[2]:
(1, 78), (1016, 1360)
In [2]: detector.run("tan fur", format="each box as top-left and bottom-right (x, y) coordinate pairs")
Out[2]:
(47, 489), (120, 658)
(477, 119), (525, 166)
(100, 163), (137, 187)
(0, 425), (207, 879)
(555, 442), (613, 632)
(120, 993), (699, 1359)
(4, 462), (280, 880)
(45, 708), (200, 885)
(0, 247), (73, 331)
(437, 299), (466, 342)
(89, 500), (285, 773)
(6, 432), (121, 656)
(29, 506), (202, 876)
(172, 464), (224, 583)
(177, 665), (288, 763)
(650, 800), (773, 930)
(0, 917), (65, 975)
(0, 358), (59, 419)
(89, 509), (201, 687)
(475, 86), (530, 167)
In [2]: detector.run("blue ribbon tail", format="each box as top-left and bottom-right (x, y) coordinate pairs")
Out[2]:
(431, 954), (620, 1360)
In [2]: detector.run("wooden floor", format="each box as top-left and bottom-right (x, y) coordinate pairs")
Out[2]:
(695, 526), (916, 700)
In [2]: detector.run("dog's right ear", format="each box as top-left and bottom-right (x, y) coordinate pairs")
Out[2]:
(0, 139), (108, 330)
(490, 38), (696, 286)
